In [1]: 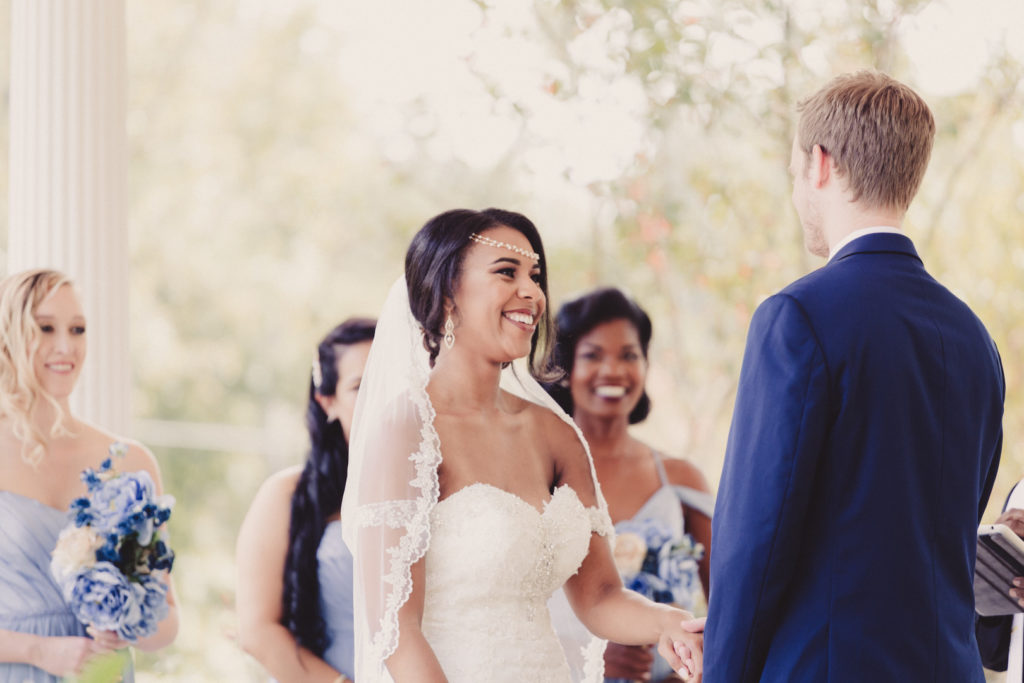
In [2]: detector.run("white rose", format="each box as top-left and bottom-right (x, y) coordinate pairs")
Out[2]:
(51, 526), (103, 583)
(612, 532), (647, 576)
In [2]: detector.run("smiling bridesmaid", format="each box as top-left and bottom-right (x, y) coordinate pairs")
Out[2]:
(546, 287), (712, 683)
(0, 269), (178, 682)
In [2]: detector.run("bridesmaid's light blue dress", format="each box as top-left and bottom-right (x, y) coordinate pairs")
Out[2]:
(315, 520), (355, 680)
(0, 491), (134, 683)
(608, 452), (713, 683)
(268, 520), (354, 683)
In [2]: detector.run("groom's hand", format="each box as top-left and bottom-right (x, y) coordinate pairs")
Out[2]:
(681, 617), (706, 634)
(661, 616), (705, 681)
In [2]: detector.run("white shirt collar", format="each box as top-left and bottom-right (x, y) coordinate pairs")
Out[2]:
(827, 226), (904, 263)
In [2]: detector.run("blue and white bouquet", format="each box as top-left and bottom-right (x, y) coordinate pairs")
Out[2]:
(612, 518), (704, 611)
(50, 442), (175, 641)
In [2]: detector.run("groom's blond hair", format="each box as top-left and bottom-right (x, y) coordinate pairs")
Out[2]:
(797, 71), (935, 213)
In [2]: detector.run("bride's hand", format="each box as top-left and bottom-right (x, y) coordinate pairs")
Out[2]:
(659, 615), (705, 681)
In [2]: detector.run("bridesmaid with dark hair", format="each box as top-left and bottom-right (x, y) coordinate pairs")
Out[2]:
(546, 287), (712, 683)
(236, 317), (375, 683)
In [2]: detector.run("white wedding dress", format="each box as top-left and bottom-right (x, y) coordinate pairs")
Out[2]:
(421, 483), (608, 682)
(343, 278), (610, 682)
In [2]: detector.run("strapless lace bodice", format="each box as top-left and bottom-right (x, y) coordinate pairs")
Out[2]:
(422, 483), (607, 682)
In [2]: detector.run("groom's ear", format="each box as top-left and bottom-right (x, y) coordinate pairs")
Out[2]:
(810, 144), (832, 188)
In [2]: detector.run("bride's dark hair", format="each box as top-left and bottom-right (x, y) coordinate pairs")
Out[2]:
(281, 317), (375, 656)
(405, 208), (556, 378)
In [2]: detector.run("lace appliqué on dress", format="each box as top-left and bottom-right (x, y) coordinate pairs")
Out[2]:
(587, 506), (614, 538)
(581, 634), (609, 681)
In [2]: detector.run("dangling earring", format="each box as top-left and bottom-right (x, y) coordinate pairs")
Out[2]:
(443, 315), (455, 349)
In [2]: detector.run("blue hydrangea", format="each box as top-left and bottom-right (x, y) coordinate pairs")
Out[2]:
(65, 563), (168, 641)
(65, 562), (136, 634)
(117, 575), (169, 641)
(658, 545), (700, 609)
(138, 574), (170, 620)
(85, 470), (159, 544)
(616, 518), (674, 549)
(53, 445), (175, 643)
(616, 517), (704, 610)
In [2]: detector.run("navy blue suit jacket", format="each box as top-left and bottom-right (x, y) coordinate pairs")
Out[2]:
(705, 233), (1004, 682)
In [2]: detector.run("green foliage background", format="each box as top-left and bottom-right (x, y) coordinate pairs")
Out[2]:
(2, 1), (1023, 680)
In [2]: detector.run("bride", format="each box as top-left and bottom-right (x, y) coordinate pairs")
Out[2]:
(341, 208), (703, 682)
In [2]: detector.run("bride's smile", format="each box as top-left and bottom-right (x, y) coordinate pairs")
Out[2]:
(446, 225), (546, 364)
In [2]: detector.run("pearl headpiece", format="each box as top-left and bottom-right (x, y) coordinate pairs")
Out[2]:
(468, 233), (540, 262)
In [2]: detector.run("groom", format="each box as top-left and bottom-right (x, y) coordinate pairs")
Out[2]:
(701, 71), (1005, 681)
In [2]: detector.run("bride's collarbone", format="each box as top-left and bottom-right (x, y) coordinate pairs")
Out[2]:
(439, 443), (552, 499)
(433, 409), (557, 498)
(437, 429), (547, 468)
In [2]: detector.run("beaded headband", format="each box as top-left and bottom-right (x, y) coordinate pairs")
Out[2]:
(468, 233), (540, 262)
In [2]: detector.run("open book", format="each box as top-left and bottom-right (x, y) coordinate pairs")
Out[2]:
(976, 523), (1024, 616)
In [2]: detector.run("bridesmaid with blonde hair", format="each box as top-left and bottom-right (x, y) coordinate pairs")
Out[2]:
(0, 269), (178, 682)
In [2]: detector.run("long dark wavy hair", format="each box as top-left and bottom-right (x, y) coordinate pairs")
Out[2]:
(404, 207), (556, 378)
(280, 317), (376, 656)
(546, 287), (653, 424)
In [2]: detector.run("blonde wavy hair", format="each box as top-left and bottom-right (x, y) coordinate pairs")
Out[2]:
(0, 268), (77, 466)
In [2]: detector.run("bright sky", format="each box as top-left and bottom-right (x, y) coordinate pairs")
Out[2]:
(901, 0), (1024, 95)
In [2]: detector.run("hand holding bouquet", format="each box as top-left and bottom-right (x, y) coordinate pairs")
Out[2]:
(51, 442), (175, 642)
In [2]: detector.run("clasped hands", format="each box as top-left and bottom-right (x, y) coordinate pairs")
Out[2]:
(660, 615), (706, 681)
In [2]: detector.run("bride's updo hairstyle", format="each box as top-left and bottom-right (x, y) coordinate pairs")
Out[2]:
(0, 268), (75, 466)
(405, 208), (556, 377)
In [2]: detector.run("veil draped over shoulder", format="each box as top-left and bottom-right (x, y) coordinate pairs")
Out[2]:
(340, 277), (611, 682)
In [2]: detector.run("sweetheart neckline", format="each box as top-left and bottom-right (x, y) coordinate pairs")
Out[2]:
(435, 482), (579, 517)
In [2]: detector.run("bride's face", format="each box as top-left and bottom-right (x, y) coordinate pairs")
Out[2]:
(449, 226), (545, 364)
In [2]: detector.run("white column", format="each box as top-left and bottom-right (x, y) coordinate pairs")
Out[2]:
(7, 0), (129, 434)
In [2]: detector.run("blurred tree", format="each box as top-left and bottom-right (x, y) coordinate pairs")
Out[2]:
(1, 0), (1022, 679)
(464, 0), (1024, 504)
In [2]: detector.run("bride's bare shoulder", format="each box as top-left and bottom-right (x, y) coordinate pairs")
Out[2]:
(513, 400), (585, 457)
